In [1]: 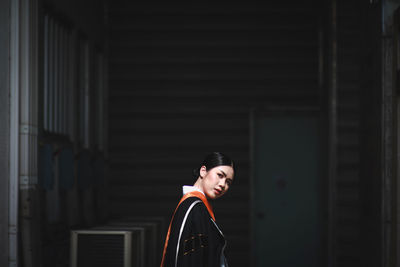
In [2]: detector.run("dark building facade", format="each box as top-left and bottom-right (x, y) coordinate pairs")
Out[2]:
(0, 0), (399, 267)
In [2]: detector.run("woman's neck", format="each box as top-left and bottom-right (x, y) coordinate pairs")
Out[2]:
(193, 177), (204, 193)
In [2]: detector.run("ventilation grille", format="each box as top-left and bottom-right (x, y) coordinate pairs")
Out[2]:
(71, 230), (133, 267)
(78, 234), (124, 267)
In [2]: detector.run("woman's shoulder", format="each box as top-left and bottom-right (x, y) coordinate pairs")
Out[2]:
(178, 196), (207, 211)
(174, 196), (209, 220)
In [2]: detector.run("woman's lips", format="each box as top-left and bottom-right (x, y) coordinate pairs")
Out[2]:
(214, 189), (222, 195)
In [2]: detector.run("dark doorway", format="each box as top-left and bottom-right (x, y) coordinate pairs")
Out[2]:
(251, 109), (322, 267)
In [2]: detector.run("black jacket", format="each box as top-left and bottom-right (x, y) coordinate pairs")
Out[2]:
(163, 196), (228, 267)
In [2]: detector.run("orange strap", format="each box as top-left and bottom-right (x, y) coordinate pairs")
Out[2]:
(160, 191), (214, 267)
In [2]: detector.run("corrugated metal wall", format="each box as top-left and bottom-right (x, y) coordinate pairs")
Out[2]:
(336, 0), (362, 266)
(108, 2), (319, 265)
(359, 1), (385, 267)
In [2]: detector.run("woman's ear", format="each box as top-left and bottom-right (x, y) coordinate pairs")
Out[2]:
(199, 165), (207, 178)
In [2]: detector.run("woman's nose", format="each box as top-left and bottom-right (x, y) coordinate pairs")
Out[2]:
(219, 179), (226, 189)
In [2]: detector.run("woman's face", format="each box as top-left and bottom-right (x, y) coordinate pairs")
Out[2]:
(199, 165), (234, 199)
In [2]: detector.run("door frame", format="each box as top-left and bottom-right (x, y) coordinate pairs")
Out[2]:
(249, 106), (328, 266)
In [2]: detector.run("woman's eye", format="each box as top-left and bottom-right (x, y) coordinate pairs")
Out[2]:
(218, 173), (223, 178)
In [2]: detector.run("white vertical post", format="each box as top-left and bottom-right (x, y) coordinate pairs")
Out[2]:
(79, 41), (85, 145)
(60, 27), (65, 136)
(84, 42), (90, 149)
(57, 24), (61, 135)
(59, 26), (63, 135)
(58, 23), (62, 135)
(69, 31), (76, 143)
(64, 30), (68, 137)
(48, 17), (54, 133)
(63, 30), (67, 136)
(54, 22), (59, 134)
(43, 14), (49, 132)
(98, 54), (104, 151)
(104, 56), (109, 159)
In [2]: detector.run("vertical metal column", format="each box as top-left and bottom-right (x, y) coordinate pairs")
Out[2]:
(0, 0), (11, 266)
(9, 0), (20, 266)
(10, 0), (41, 266)
(392, 7), (400, 267)
(327, 0), (337, 266)
(20, 0), (41, 266)
(382, 1), (400, 267)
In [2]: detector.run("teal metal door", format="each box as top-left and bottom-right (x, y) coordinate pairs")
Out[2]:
(252, 113), (321, 267)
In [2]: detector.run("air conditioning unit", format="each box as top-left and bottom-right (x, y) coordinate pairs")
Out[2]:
(105, 222), (159, 267)
(107, 216), (166, 264)
(70, 229), (145, 267)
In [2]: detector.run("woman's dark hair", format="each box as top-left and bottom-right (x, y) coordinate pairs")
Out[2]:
(192, 152), (235, 179)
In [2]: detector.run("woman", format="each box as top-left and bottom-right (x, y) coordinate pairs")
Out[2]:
(160, 152), (235, 267)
